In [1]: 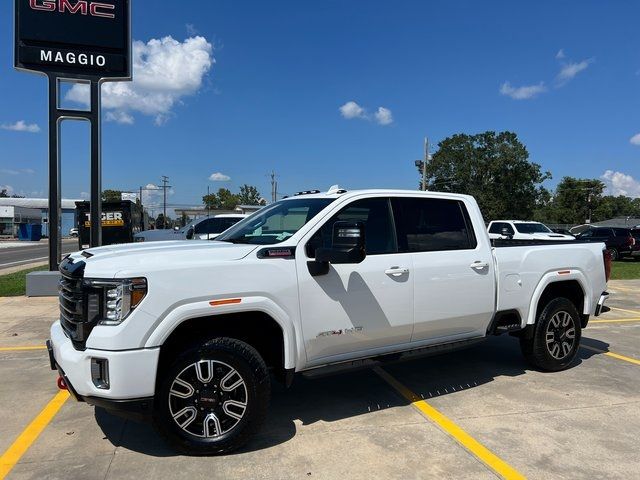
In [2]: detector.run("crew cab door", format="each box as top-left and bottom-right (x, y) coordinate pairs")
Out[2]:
(391, 197), (495, 343)
(296, 197), (414, 366)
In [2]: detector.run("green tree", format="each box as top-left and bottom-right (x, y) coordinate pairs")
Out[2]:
(0, 189), (9, 197)
(237, 184), (262, 205)
(102, 189), (123, 202)
(419, 131), (551, 220)
(216, 188), (239, 210)
(540, 177), (605, 224)
(202, 192), (219, 210)
(155, 213), (167, 229)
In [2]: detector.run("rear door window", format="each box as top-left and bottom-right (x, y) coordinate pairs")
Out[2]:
(391, 197), (477, 252)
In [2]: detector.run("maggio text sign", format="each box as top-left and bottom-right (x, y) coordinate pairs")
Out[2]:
(14, 0), (131, 79)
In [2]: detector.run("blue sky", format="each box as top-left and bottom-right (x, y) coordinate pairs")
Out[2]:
(1, 0), (639, 212)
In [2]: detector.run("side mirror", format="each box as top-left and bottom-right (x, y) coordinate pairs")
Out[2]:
(308, 221), (366, 276)
(500, 227), (513, 239)
(185, 226), (195, 240)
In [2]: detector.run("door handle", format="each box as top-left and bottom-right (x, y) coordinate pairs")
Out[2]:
(470, 261), (489, 270)
(385, 267), (410, 276)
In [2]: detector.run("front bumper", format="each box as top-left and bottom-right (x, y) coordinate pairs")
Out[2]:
(49, 320), (160, 401)
(594, 291), (610, 317)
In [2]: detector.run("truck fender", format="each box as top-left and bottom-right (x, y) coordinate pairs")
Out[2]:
(526, 270), (592, 325)
(142, 296), (298, 370)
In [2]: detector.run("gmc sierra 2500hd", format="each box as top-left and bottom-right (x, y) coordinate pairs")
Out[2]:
(48, 187), (610, 454)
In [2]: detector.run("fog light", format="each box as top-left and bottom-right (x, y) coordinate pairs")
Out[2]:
(91, 358), (110, 389)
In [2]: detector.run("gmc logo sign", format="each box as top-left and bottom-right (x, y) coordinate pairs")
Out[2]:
(29, 0), (115, 19)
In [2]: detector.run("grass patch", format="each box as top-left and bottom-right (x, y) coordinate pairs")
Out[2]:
(0, 266), (48, 297)
(611, 260), (640, 280)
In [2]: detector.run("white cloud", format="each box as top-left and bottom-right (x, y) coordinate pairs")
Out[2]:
(601, 170), (640, 198)
(209, 172), (231, 182)
(499, 81), (547, 100)
(66, 36), (214, 125)
(0, 185), (15, 195)
(339, 101), (366, 119)
(556, 49), (565, 60)
(629, 133), (640, 145)
(1, 121), (41, 133)
(374, 107), (393, 125)
(339, 101), (393, 126)
(556, 59), (593, 85)
(105, 111), (135, 125)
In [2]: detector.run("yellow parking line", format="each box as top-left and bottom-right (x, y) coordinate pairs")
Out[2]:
(0, 346), (47, 352)
(590, 317), (640, 324)
(0, 390), (70, 479)
(581, 345), (640, 366)
(610, 307), (640, 316)
(374, 367), (525, 480)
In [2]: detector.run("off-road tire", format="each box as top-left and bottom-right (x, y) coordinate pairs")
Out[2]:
(154, 337), (270, 455)
(520, 297), (582, 372)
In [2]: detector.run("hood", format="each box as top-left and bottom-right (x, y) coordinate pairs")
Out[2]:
(529, 232), (575, 240)
(134, 229), (184, 242)
(67, 241), (259, 278)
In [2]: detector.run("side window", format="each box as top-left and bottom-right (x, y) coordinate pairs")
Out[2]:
(194, 218), (214, 234)
(306, 197), (397, 257)
(391, 197), (477, 252)
(504, 223), (515, 235)
(488, 222), (502, 234)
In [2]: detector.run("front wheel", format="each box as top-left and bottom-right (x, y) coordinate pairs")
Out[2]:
(154, 337), (270, 455)
(520, 297), (582, 371)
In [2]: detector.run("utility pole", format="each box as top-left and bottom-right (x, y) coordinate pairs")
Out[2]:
(270, 171), (278, 203)
(160, 176), (172, 229)
(207, 185), (211, 218)
(414, 137), (430, 191)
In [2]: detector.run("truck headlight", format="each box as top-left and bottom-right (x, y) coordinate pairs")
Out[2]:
(85, 278), (147, 326)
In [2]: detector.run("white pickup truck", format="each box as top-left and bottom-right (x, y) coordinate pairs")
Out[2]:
(48, 188), (610, 454)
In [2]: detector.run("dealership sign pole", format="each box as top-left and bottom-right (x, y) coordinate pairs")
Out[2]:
(14, 0), (131, 270)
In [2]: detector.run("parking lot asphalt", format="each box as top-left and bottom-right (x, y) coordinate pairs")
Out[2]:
(1, 280), (639, 479)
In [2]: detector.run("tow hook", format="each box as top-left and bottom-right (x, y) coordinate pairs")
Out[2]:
(57, 376), (68, 391)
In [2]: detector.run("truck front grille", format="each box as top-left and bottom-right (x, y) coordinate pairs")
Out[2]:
(58, 257), (99, 350)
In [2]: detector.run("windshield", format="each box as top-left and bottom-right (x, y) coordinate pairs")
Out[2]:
(514, 222), (553, 234)
(217, 198), (335, 245)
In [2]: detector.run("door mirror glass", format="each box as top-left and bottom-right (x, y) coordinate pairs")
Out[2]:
(315, 221), (366, 264)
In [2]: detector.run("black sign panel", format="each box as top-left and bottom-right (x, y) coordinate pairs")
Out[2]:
(14, 0), (131, 79)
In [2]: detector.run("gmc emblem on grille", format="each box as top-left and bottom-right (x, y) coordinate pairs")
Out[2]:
(29, 0), (116, 19)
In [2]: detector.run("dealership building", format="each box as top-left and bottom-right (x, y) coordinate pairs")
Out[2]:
(0, 198), (81, 238)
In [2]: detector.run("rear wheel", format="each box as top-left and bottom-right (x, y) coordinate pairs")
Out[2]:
(520, 297), (582, 371)
(607, 248), (619, 261)
(154, 337), (270, 455)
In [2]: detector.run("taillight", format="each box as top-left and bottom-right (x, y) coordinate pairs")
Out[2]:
(603, 249), (612, 282)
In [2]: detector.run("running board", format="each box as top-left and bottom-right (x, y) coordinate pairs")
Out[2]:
(301, 338), (484, 379)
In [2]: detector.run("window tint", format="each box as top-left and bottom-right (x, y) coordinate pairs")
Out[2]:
(488, 222), (503, 234)
(613, 228), (631, 237)
(194, 218), (240, 234)
(392, 197), (477, 252)
(306, 197), (397, 256)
